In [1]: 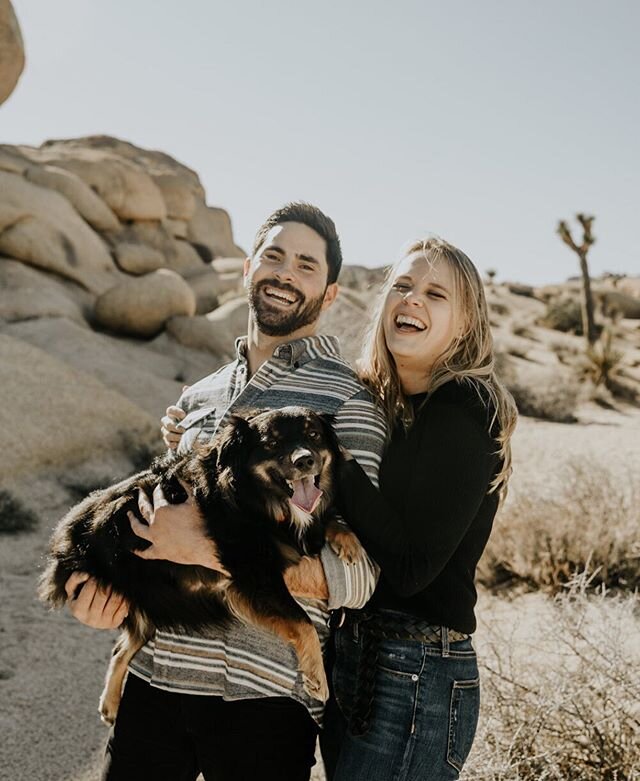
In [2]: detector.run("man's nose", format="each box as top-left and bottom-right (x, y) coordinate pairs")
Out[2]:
(273, 261), (296, 284)
(291, 448), (314, 470)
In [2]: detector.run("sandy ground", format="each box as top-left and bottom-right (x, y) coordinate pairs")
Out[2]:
(1, 403), (639, 781)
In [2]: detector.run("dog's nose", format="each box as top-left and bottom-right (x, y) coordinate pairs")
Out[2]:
(291, 448), (314, 470)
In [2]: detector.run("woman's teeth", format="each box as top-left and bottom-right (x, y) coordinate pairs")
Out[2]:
(395, 314), (426, 332)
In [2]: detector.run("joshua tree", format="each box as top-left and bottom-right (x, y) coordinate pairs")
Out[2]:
(557, 214), (597, 345)
(485, 268), (497, 286)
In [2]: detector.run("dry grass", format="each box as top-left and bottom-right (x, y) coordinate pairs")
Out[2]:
(479, 459), (640, 592)
(463, 581), (640, 781)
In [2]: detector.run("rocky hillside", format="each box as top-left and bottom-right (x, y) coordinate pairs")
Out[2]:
(1, 134), (639, 488)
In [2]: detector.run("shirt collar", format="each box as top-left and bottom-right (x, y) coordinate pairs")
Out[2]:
(234, 334), (342, 367)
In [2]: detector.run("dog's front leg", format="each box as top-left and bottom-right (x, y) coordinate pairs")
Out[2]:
(99, 626), (147, 726)
(224, 585), (329, 703)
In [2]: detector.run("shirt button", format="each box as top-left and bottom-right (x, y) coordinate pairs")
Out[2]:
(411, 674), (419, 682)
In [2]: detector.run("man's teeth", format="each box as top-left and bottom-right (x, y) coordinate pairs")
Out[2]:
(395, 314), (426, 331)
(265, 286), (297, 304)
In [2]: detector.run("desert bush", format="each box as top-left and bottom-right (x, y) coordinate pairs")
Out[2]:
(540, 297), (583, 334)
(490, 300), (510, 317)
(0, 489), (38, 534)
(464, 583), (640, 781)
(511, 323), (535, 340)
(506, 282), (536, 298)
(507, 375), (579, 422)
(479, 459), (640, 592)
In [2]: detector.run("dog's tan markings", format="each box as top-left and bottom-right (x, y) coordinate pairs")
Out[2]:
(99, 621), (151, 726)
(224, 587), (329, 702)
(325, 519), (364, 564)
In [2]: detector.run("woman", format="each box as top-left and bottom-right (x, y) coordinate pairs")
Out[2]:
(320, 237), (517, 780)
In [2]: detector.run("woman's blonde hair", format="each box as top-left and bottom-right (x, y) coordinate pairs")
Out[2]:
(358, 236), (518, 500)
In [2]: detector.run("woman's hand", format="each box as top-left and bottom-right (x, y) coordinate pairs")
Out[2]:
(129, 484), (229, 575)
(65, 572), (129, 629)
(161, 405), (186, 450)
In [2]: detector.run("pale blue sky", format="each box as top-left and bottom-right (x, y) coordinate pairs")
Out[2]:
(2, 0), (638, 284)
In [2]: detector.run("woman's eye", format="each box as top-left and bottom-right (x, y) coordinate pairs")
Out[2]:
(393, 283), (410, 291)
(428, 291), (445, 300)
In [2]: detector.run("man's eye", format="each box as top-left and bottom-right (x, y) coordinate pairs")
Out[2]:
(300, 264), (314, 272)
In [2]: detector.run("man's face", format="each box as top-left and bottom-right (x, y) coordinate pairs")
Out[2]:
(244, 222), (338, 337)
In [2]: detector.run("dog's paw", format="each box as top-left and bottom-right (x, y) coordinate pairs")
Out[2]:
(327, 529), (363, 564)
(302, 669), (330, 703)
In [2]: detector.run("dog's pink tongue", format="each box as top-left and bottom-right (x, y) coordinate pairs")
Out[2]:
(291, 476), (323, 513)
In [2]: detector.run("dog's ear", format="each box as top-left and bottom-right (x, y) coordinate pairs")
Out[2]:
(216, 415), (255, 473)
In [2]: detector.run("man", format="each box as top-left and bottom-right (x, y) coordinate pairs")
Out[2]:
(67, 202), (387, 781)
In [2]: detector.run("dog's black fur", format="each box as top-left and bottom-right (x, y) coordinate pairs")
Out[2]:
(39, 406), (358, 724)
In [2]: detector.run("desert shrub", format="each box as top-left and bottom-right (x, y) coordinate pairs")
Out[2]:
(0, 489), (38, 534)
(540, 297), (583, 334)
(507, 376), (579, 422)
(490, 300), (510, 317)
(506, 282), (536, 298)
(463, 584), (640, 781)
(479, 459), (640, 592)
(511, 323), (535, 340)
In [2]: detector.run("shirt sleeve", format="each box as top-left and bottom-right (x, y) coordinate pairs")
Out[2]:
(337, 401), (499, 598)
(320, 392), (387, 609)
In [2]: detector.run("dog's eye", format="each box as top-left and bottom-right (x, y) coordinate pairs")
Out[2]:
(263, 439), (278, 450)
(308, 431), (320, 441)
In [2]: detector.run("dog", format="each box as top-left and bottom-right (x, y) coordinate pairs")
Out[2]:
(39, 406), (362, 725)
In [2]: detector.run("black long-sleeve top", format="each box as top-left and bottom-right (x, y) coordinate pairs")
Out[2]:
(337, 379), (501, 635)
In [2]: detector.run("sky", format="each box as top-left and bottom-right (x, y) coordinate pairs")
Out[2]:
(2, 0), (638, 284)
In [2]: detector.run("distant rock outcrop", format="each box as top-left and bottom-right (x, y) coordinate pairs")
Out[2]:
(0, 1), (24, 106)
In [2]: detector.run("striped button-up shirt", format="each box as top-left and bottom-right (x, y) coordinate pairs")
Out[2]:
(129, 334), (387, 723)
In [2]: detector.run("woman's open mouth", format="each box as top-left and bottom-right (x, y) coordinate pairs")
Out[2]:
(394, 313), (427, 333)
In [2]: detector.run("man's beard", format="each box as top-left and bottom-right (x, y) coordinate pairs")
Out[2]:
(248, 278), (326, 337)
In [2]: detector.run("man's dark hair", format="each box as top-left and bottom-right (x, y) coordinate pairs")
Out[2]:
(252, 202), (343, 285)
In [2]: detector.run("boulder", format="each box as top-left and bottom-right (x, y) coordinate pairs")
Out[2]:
(24, 164), (120, 232)
(0, 144), (29, 174)
(113, 242), (165, 275)
(94, 269), (196, 337)
(115, 222), (203, 275)
(164, 218), (188, 239)
(0, 0), (24, 106)
(317, 292), (369, 367)
(0, 334), (158, 480)
(32, 145), (167, 222)
(152, 173), (196, 221)
(187, 202), (245, 258)
(3, 317), (183, 418)
(166, 297), (249, 357)
(338, 264), (387, 293)
(0, 171), (118, 292)
(44, 135), (206, 200)
(0, 258), (88, 324)
(597, 289), (640, 319)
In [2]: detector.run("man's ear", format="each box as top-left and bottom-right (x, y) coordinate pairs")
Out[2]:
(242, 257), (251, 289)
(321, 283), (339, 312)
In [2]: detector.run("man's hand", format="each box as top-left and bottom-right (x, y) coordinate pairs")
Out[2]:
(283, 556), (329, 600)
(129, 484), (229, 575)
(161, 405), (186, 450)
(65, 572), (129, 629)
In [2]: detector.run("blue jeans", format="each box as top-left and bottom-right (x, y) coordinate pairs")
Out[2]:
(327, 613), (480, 781)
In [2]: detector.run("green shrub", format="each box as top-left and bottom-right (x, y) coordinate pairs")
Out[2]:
(540, 297), (583, 334)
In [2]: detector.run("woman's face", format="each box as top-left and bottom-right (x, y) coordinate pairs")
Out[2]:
(382, 252), (459, 376)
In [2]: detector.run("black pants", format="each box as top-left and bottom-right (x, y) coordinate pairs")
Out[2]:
(102, 674), (319, 781)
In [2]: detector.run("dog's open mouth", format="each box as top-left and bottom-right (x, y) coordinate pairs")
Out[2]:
(286, 476), (323, 514)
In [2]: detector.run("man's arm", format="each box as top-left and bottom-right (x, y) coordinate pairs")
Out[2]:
(318, 392), (387, 609)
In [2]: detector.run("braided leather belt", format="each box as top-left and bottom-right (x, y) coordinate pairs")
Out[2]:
(342, 611), (469, 736)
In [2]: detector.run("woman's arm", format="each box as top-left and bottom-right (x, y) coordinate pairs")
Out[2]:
(338, 401), (499, 598)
